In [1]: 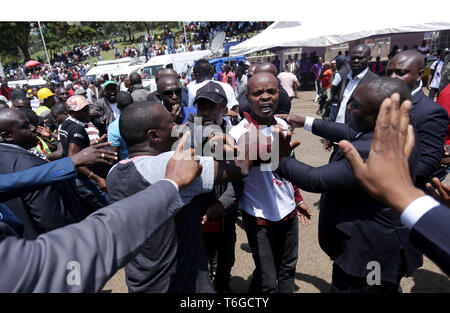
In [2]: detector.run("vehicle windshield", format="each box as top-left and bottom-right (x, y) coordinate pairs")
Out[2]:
(141, 65), (164, 79)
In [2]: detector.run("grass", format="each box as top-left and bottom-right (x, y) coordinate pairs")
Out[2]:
(27, 26), (266, 67)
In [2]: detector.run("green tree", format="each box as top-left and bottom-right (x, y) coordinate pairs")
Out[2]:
(0, 22), (32, 61)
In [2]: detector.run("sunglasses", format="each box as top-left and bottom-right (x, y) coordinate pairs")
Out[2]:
(162, 88), (182, 97)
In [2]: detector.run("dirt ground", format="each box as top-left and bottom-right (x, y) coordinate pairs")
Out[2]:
(102, 90), (450, 293)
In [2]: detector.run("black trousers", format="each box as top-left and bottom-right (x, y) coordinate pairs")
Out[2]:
(243, 212), (299, 293)
(330, 263), (403, 294)
(202, 210), (237, 290)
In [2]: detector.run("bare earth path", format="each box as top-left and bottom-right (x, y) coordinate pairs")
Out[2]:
(102, 90), (449, 293)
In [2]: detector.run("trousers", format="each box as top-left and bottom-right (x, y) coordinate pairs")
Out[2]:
(243, 211), (298, 293)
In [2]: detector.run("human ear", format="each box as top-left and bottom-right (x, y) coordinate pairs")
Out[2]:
(0, 131), (13, 143)
(147, 129), (161, 144)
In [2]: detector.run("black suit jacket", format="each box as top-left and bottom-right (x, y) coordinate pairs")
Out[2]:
(277, 119), (423, 283)
(0, 144), (85, 239)
(410, 205), (450, 276)
(410, 89), (448, 189)
(335, 69), (379, 121)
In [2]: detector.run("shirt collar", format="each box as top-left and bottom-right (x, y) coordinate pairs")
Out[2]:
(411, 80), (423, 97)
(348, 67), (369, 81)
(67, 115), (88, 128)
(243, 112), (277, 128)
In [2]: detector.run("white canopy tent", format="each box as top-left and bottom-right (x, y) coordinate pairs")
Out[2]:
(229, 18), (450, 56)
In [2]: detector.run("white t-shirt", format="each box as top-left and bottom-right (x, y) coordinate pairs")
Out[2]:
(188, 79), (239, 110)
(229, 117), (296, 221)
(85, 87), (95, 104)
(110, 103), (120, 119)
(430, 61), (443, 89)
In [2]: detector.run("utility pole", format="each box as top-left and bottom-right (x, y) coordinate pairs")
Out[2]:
(38, 21), (51, 65)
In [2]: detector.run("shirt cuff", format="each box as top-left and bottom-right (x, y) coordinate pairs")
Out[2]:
(160, 178), (179, 192)
(400, 195), (440, 229)
(304, 117), (315, 132)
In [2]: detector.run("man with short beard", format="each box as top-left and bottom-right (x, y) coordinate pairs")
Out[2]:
(229, 72), (300, 293)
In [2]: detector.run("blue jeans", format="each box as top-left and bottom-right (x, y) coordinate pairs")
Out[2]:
(329, 104), (338, 121)
(75, 177), (110, 213)
(166, 38), (174, 51)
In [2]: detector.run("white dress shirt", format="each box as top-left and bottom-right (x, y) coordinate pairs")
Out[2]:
(335, 67), (369, 124)
(400, 195), (440, 229)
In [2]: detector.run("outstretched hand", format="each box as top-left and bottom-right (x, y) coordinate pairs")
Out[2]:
(275, 114), (306, 129)
(71, 142), (118, 166)
(426, 177), (450, 207)
(271, 124), (300, 160)
(338, 93), (424, 215)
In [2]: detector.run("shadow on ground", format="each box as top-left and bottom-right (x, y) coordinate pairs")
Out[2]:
(410, 269), (450, 293)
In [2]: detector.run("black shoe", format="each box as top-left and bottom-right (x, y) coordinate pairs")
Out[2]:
(240, 243), (252, 253)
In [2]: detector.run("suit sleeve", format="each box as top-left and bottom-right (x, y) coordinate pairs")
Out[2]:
(0, 180), (184, 292)
(409, 205), (450, 276)
(311, 118), (359, 142)
(415, 107), (448, 182)
(276, 155), (360, 193)
(0, 157), (77, 201)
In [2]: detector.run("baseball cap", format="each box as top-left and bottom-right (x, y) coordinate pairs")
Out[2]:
(194, 81), (227, 105)
(103, 80), (116, 89)
(66, 95), (89, 111)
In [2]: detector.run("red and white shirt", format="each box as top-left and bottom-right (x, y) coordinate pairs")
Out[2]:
(229, 114), (296, 221)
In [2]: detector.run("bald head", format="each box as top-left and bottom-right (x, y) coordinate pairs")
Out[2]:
(0, 108), (22, 132)
(254, 62), (278, 77)
(0, 108), (38, 149)
(247, 72), (279, 123)
(155, 68), (178, 83)
(386, 50), (425, 90)
(157, 75), (181, 93)
(348, 77), (411, 132)
(129, 72), (142, 86)
(351, 44), (371, 57)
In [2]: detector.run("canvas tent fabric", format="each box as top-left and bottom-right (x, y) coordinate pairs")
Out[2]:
(229, 19), (450, 56)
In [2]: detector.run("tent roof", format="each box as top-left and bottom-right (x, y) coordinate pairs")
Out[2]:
(230, 18), (450, 56)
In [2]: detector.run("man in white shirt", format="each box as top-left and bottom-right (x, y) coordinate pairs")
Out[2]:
(187, 59), (239, 124)
(229, 72), (300, 293)
(334, 44), (378, 124)
(427, 50), (449, 100)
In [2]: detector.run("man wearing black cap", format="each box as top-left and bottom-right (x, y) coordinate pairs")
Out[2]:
(187, 81), (242, 293)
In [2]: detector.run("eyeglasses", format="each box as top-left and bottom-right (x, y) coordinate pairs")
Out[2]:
(162, 88), (182, 97)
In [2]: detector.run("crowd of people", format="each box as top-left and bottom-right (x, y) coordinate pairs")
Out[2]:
(0, 38), (449, 294)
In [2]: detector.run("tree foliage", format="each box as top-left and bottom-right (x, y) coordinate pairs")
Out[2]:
(0, 22), (32, 61)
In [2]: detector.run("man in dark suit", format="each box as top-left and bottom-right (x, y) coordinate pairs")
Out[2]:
(0, 133), (206, 292)
(338, 93), (449, 276)
(386, 50), (449, 189)
(275, 77), (423, 292)
(0, 108), (86, 239)
(334, 44), (379, 124)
